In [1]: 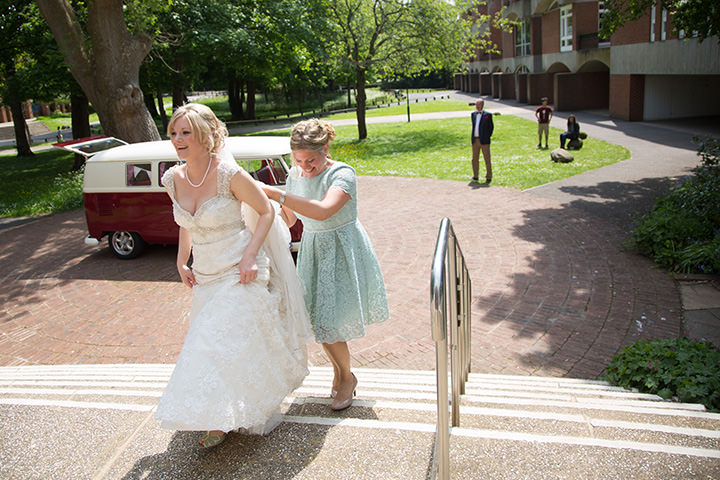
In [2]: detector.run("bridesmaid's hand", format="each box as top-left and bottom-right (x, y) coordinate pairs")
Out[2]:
(261, 185), (281, 202)
(237, 255), (259, 284)
(178, 264), (196, 288)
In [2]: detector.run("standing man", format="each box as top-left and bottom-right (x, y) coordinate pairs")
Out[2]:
(470, 99), (494, 184)
(535, 97), (552, 149)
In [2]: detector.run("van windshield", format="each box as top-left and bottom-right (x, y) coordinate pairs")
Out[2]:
(53, 136), (129, 158)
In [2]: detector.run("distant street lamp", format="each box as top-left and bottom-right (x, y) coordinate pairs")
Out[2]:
(406, 88), (410, 122)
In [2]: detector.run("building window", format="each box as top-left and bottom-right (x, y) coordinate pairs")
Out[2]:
(650, 3), (656, 42)
(515, 19), (530, 56)
(661, 7), (667, 40)
(560, 5), (573, 52)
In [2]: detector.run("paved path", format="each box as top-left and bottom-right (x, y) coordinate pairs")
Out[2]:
(1, 93), (712, 379)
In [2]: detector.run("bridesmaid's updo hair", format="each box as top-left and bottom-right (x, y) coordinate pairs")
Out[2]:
(167, 103), (228, 155)
(290, 118), (336, 153)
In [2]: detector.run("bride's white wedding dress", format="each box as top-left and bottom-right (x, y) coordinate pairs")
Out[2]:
(155, 158), (311, 435)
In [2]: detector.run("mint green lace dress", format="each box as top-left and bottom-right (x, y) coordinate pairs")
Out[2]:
(286, 162), (389, 344)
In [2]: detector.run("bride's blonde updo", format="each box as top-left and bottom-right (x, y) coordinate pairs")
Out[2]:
(290, 118), (336, 153)
(167, 103), (228, 155)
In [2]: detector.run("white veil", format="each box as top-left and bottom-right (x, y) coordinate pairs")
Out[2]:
(220, 147), (313, 346)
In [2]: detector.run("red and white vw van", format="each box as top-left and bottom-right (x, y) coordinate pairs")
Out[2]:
(58, 135), (298, 259)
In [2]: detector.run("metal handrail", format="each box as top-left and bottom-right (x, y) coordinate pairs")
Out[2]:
(430, 218), (472, 480)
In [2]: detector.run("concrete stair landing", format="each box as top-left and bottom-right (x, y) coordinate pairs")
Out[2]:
(0, 365), (718, 479)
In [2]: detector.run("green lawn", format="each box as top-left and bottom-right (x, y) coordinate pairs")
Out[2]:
(0, 148), (83, 217)
(35, 111), (100, 131)
(262, 115), (630, 189)
(0, 107), (630, 217)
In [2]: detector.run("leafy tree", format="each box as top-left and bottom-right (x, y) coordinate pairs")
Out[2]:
(35, 0), (166, 143)
(599, 0), (720, 42)
(217, 0), (329, 121)
(326, 0), (509, 140)
(0, 0), (42, 156)
(1, 1), (93, 166)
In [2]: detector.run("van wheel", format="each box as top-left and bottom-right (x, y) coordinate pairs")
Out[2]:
(108, 231), (146, 259)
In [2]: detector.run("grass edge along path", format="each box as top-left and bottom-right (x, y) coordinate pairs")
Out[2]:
(1, 112), (630, 217)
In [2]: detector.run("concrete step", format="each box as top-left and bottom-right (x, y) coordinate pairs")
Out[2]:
(0, 364), (718, 479)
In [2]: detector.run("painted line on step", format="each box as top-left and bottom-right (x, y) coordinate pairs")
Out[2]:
(451, 427), (720, 459)
(0, 397), (154, 412)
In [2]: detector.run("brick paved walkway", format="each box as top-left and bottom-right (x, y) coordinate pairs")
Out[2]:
(0, 175), (681, 378)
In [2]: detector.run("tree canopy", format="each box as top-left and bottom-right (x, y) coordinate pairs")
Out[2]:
(600, 0), (720, 42)
(36, 0), (164, 143)
(5, 0), (499, 144)
(326, 0), (480, 139)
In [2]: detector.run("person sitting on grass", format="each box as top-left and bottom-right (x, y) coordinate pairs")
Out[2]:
(560, 115), (580, 150)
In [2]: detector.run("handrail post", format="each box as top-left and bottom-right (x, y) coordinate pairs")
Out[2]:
(447, 233), (461, 427)
(431, 219), (450, 480)
(430, 217), (472, 480)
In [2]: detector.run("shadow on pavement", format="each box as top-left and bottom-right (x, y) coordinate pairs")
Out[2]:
(469, 199), (683, 379)
(57, 244), (180, 282)
(119, 422), (329, 480)
(558, 176), (686, 231)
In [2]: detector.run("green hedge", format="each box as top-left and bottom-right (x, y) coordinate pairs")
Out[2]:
(633, 136), (720, 274)
(602, 337), (720, 412)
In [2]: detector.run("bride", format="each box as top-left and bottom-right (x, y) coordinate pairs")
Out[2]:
(154, 103), (311, 448)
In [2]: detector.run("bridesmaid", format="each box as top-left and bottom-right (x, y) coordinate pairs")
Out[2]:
(263, 118), (390, 411)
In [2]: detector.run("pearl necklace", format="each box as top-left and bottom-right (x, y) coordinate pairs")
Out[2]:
(186, 157), (213, 188)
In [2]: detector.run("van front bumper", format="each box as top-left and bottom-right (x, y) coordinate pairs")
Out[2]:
(84, 236), (100, 246)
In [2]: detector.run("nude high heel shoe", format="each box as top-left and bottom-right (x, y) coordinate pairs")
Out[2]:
(330, 373), (357, 411)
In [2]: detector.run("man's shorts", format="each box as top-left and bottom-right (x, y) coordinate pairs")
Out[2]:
(538, 123), (549, 135)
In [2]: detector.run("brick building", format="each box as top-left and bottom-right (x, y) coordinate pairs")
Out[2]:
(456, 0), (720, 121)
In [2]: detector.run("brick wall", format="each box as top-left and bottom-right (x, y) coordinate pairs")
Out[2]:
(469, 72), (480, 93)
(480, 73), (493, 95)
(499, 73), (516, 99)
(542, 9), (560, 54)
(611, 12), (651, 45)
(527, 72), (555, 104)
(531, 16), (543, 56)
(609, 74), (645, 120)
(516, 73), (528, 103)
(575, 1), (600, 50)
(554, 71), (610, 111)
(492, 72), (502, 98)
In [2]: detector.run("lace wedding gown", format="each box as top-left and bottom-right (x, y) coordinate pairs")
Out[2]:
(155, 159), (311, 435)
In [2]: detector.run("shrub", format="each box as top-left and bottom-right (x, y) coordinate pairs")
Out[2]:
(602, 337), (720, 412)
(632, 136), (720, 274)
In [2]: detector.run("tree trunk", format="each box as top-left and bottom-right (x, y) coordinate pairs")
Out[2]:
(10, 101), (33, 157)
(228, 76), (244, 121)
(172, 53), (185, 110)
(71, 91), (91, 139)
(246, 80), (256, 120)
(36, 0), (160, 144)
(157, 91), (168, 133)
(144, 93), (158, 118)
(355, 68), (368, 140)
(70, 90), (91, 170)
(297, 88), (304, 115)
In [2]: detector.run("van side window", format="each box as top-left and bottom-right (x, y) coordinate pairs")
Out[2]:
(248, 158), (286, 185)
(126, 163), (152, 186)
(159, 161), (179, 185)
